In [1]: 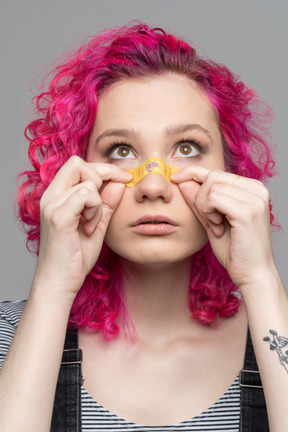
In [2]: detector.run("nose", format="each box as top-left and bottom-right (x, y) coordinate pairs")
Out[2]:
(135, 172), (173, 203)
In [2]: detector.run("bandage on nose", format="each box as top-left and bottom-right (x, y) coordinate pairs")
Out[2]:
(126, 157), (179, 187)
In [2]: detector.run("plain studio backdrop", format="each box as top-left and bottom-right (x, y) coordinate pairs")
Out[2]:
(0, 0), (287, 300)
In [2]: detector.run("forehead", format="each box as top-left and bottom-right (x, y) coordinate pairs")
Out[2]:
(93, 74), (219, 137)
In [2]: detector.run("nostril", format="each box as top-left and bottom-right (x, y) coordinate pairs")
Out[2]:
(134, 172), (173, 203)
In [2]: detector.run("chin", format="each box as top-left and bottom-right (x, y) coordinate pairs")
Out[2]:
(105, 237), (208, 267)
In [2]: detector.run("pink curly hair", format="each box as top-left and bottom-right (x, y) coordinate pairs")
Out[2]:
(17, 21), (277, 339)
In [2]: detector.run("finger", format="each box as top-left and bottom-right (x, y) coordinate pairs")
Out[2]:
(171, 166), (265, 193)
(198, 191), (253, 229)
(82, 205), (103, 235)
(178, 180), (223, 226)
(47, 156), (132, 195)
(178, 170), (268, 219)
(206, 183), (270, 208)
(77, 180), (125, 236)
(207, 220), (226, 238)
(76, 183), (127, 271)
(197, 189), (267, 243)
(202, 171), (267, 197)
(170, 166), (210, 184)
(195, 182), (270, 229)
(82, 204), (102, 223)
(178, 180), (209, 230)
(178, 181), (225, 238)
(41, 180), (99, 215)
(93, 163), (132, 183)
(177, 180), (200, 208)
(48, 185), (103, 233)
(95, 182), (126, 236)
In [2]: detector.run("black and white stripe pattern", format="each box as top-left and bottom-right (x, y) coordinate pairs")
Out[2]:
(0, 301), (241, 431)
(81, 381), (240, 431)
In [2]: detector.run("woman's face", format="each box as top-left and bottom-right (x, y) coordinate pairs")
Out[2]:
(87, 74), (225, 265)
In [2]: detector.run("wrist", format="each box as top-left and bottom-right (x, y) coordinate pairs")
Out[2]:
(238, 264), (284, 301)
(30, 276), (76, 313)
(32, 262), (82, 301)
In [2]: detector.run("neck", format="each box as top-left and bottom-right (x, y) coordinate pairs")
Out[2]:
(119, 258), (195, 345)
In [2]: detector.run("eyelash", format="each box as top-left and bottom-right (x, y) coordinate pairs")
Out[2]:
(176, 138), (203, 154)
(104, 138), (204, 159)
(104, 141), (134, 158)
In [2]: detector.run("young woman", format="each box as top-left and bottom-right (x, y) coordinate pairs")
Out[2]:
(0, 22), (287, 432)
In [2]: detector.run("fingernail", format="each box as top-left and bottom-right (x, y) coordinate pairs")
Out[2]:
(170, 172), (181, 182)
(123, 172), (133, 180)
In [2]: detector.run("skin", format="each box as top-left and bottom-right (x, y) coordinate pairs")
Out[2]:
(81, 75), (249, 424)
(0, 74), (287, 431)
(87, 75), (225, 266)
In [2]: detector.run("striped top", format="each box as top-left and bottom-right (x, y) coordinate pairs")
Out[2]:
(0, 301), (241, 431)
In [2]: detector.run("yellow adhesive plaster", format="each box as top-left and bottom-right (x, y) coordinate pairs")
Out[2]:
(126, 157), (180, 187)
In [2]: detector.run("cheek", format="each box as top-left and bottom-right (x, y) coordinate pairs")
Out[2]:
(104, 189), (209, 261)
(181, 214), (208, 255)
(103, 190), (132, 243)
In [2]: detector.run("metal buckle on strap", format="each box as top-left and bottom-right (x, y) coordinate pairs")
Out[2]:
(61, 348), (82, 365)
(239, 369), (263, 389)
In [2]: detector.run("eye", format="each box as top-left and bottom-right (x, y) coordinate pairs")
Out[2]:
(173, 140), (201, 158)
(106, 142), (136, 159)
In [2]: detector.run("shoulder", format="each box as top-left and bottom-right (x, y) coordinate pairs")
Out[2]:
(0, 300), (26, 369)
(0, 300), (27, 327)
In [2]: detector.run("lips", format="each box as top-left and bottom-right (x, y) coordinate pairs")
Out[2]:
(131, 215), (177, 227)
(131, 215), (178, 235)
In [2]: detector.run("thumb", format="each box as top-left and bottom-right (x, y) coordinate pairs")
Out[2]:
(178, 181), (224, 238)
(178, 180), (204, 223)
(98, 181), (126, 233)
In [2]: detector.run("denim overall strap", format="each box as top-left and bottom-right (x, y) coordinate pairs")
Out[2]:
(50, 329), (82, 432)
(239, 329), (269, 431)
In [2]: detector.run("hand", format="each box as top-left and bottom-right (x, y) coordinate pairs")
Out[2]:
(171, 167), (274, 288)
(33, 156), (132, 298)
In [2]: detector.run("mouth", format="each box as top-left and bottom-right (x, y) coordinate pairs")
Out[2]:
(139, 221), (169, 225)
(131, 215), (177, 227)
(131, 215), (178, 235)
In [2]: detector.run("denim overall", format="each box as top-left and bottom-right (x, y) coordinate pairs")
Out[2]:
(50, 329), (269, 432)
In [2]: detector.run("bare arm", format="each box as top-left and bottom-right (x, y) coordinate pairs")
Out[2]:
(0, 156), (131, 432)
(239, 269), (288, 432)
(0, 289), (74, 432)
(172, 166), (288, 432)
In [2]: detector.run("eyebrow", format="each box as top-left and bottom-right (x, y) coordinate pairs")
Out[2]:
(95, 123), (213, 146)
(95, 128), (141, 145)
(165, 123), (212, 139)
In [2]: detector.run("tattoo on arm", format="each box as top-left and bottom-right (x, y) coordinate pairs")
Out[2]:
(263, 330), (288, 373)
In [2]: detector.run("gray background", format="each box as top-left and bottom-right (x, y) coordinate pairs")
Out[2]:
(0, 0), (287, 300)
